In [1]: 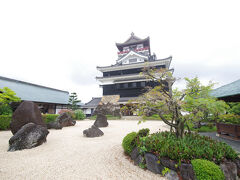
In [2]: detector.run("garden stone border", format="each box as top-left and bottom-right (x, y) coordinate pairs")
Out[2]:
(127, 146), (239, 180)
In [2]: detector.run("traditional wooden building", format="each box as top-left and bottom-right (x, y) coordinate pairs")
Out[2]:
(0, 76), (69, 114)
(211, 79), (240, 102)
(96, 33), (172, 105)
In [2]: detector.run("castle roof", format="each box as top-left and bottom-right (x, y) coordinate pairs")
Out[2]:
(116, 33), (150, 51)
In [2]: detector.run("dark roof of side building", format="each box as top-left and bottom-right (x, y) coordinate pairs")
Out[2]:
(211, 79), (240, 98)
(0, 76), (69, 104)
(82, 97), (101, 108)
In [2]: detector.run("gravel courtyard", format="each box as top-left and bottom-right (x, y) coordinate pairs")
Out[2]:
(0, 120), (169, 180)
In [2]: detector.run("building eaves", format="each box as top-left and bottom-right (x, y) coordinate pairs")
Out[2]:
(211, 79), (240, 98)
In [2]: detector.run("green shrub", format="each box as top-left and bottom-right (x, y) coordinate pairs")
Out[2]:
(42, 114), (59, 124)
(137, 131), (237, 164)
(137, 128), (150, 137)
(228, 102), (240, 115)
(0, 104), (13, 115)
(0, 115), (12, 130)
(122, 132), (137, 155)
(74, 109), (85, 120)
(191, 159), (225, 180)
(218, 114), (240, 125)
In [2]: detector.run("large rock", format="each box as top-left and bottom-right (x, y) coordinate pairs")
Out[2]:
(94, 114), (108, 127)
(46, 121), (62, 130)
(165, 170), (179, 180)
(130, 147), (139, 160)
(233, 158), (240, 177)
(10, 101), (45, 135)
(134, 154), (144, 166)
(83, 125), (104, 137)
(56, 112), (76, 127)
(8, 123), (49, 152)
(145, 153), (164, 174)
(220, 161), (238, 180)
(93, 102), (121, 117)
(179, 163), (195, 180)
(160, 157), (178, 171)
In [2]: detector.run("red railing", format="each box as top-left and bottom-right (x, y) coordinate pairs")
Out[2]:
(118, 47), (149, 55)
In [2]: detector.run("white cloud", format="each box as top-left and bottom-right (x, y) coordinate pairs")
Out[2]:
(0, 0), (239, 103)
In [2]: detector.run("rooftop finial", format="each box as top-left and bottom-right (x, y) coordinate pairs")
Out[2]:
(131, 32), (134, 36)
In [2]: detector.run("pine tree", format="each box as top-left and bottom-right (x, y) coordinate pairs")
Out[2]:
(68, 92), (80, 110)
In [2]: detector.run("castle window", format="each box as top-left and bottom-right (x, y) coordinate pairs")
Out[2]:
(129, 58), (137, 64)
(137, 44), (143, 49)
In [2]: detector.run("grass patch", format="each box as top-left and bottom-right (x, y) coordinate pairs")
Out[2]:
(89, 114), (121, 120)
(187, 122), (217, 132)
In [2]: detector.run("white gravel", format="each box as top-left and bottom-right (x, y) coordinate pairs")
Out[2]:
(0, 120), (169, 180)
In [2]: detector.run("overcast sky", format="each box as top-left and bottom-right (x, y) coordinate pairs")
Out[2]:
(0, 0), (239, 103)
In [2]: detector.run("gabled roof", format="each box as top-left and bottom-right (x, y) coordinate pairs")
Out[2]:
(117, 50), (148, 64)
(0, 76), (69, 104)
(211, 79), (240, 98)
(82, 97), (101, 108)
(116, 33), (150, 51)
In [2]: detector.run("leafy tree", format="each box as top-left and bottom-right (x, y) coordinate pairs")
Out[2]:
(0, 87), (21, 115)
(183, 78), (229, 124)
(68, 92), (81, 110)
(136, 68), (228, 138)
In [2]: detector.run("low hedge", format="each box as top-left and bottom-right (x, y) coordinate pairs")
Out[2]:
(137, 131), (237, 164)
(0, 115), (12, 130)
(218, 114), (240, 125)
(0, 114), (60, 130)
(42, 114), (59, 124)
(90, 114), (121, 120)
(191, 159), (225, 180)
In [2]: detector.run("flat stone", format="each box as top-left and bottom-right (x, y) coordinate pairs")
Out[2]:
(145, 153), (164, 174)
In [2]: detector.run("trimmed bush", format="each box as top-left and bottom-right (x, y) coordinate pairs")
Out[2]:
(191, 159), (225, 180)
(0, 115), (12, 130)
(137, 131), (237, 164)
(218, 114), (240, 125)
(74, 109), (85, 120)
(122, 132), (137, 155)
(137, 128), (150, 137)
(42, 114), (59, 124)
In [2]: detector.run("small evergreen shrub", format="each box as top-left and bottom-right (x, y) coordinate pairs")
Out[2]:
(218, 114), (240, 125)
(0, 115), (12, 130)
(191, 159), (225, 180)
(42, 114), (59, 124)
(74, 109), (85, 120)
(137, 128), (150, 137)
(122, 132), (137, 155)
